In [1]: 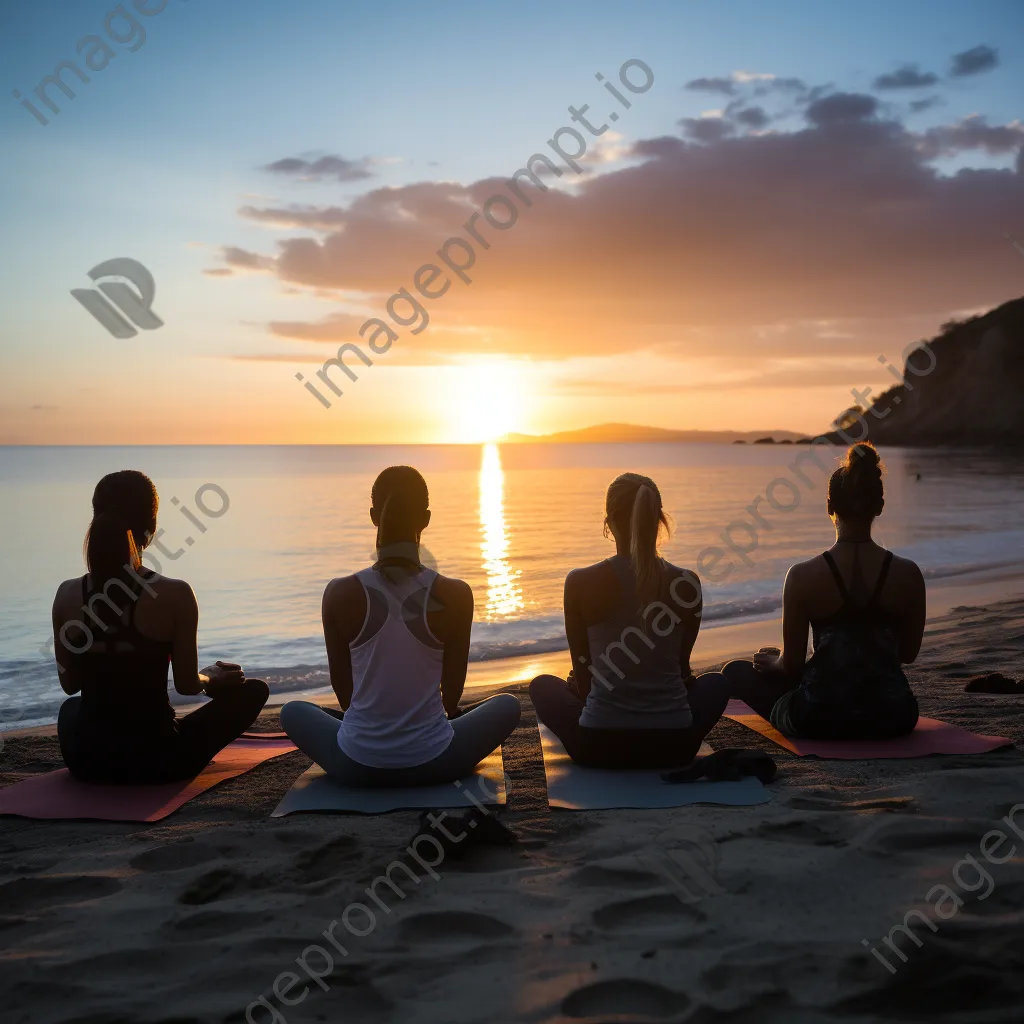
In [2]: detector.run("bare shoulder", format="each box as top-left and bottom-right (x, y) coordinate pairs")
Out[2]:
(786, 554), (821, 581)
(889, 552), (924, 585)
(663, 559), (699, 582)
(323, 574), (361, 610)
(432, 573), (473, 612)
(52, 577), (82, 616)
(146, 574), (196, 605)
(565, 561), (606, 592)
(662, 560), (702, 597)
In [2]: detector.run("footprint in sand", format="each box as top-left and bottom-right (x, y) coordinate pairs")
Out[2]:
(855, 818), (986, 855)
(129, 841), (224, 873)
(0, 874), (121, 915)
(592, 894), (705, 933)
(290, 835), (362, 884)
(787, 794), (916, 813)
(751, 818), (846, 846)
(561, 979), (690, 1019)
(177, 867), (248, 906)
(396, 910), (513, 946)
(164, 908), (266, 940)
(571, 863), (665, 889)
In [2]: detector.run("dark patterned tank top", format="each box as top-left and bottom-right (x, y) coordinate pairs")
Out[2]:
(800, 547), (914, 709)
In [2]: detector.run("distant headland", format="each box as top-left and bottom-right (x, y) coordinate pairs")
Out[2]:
(500, 424), (809, 445)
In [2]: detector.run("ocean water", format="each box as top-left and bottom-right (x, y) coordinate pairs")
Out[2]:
(3, 442), (1024, 727)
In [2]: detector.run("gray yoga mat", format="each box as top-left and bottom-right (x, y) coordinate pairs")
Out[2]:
(538, 724), (770, 810)
(271, 750), (506, 816)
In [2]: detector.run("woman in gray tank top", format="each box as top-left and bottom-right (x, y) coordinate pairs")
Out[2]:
(530, 473), (730, 769)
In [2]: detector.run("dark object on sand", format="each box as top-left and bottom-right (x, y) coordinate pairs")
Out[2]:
(661, 748), (777, 785)
(964, 673), (1024, 694)
(412, 807), (519, 858)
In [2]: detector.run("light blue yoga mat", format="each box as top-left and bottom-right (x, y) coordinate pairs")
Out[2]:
(271, 750), (506, 816)
(538, 724), (770, 810)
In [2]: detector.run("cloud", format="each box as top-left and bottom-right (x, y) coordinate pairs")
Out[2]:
(239, 204), (349, 231)
(220, 84), (1024, 366)
(909, 96), (943, 114)
(679, 116), (733, 143)
(732, 105), (770, 129)
(918, 115), (1024, 158)
(950, 45), (999, 78)
(221, 246), (276, 273)
(262, 154), (375, 182)
(873, 64), (939, 90)
(555, 360), (884, 395)
(269, 313), (370, 342)
(685, 76), (738, 96)
(806, 92), (878, 125)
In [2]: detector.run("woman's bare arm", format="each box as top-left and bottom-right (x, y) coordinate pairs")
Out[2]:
(51, 587), (80, 696)
(436, 578), (474, 717)
(170, 583), (204, 696)
(322, 578), (357, 710)
(667, 569), (702, 672)
(563, 570), (592, 699)
(898, 560), (927, 663)
(779, 565), (811, 679)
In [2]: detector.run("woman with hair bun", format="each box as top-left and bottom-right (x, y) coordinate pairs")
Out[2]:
(281, 466), (521, 786)
(52, 470), (269, 783)
(530, 472), (730, 769)
(723, 443), (925, 739)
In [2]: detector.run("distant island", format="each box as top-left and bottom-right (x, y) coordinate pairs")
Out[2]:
(501, 424), (808, 445)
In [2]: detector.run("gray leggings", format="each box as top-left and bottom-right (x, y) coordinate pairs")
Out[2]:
(280, 693), (521, 787)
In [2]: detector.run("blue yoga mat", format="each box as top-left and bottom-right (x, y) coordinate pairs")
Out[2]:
(538, 725), (770, 810)
(271, 750), (506, 816)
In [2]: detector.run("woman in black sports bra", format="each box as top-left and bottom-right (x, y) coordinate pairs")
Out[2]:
(50, 471), (269, 784)
(723, 443), (925, 740)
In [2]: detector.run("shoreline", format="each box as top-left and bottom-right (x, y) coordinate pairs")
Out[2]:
(6, 567), (1024, 739)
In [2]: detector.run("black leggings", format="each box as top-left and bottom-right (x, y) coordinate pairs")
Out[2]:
(529, 673), (730, 769)
(58, 679), (270, 784)
(722, 660), (918, 740)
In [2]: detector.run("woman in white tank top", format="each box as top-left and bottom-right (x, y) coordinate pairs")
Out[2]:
(281, 466), (520, 787)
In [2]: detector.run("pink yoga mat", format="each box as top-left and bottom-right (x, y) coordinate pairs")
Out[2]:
(0, 736), (295, 822)
(724, 700), (1012, 759)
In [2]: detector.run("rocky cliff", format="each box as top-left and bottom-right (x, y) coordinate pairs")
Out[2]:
(835, 296), (1024, 446)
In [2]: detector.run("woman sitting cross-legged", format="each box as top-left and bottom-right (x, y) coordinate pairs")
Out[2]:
(530, 472), (730, 770)
(281, 466), (521, 787)
(723, 443), (924, 740)
(53, 471), (269, 784)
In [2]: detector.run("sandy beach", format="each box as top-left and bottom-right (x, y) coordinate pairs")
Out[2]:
(3, 583), (1024, 1024)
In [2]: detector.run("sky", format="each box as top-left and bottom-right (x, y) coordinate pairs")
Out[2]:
(1, 0), (1023, 444)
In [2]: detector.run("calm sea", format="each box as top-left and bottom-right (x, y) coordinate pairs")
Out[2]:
(3, 443), (1024, 727)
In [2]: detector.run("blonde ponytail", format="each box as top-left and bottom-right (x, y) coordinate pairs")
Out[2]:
(605, 472), (669, 613)
(630, 484), (663, 610)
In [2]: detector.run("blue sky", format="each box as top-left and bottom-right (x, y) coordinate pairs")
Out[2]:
(1, 0), (1022, 443)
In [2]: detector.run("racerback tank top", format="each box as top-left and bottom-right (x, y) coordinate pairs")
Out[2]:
(337, 565), (455, 769)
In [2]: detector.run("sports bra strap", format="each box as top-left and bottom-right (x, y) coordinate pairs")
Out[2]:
(867, 550), (894, 607)
(821, 551), (849, 604)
